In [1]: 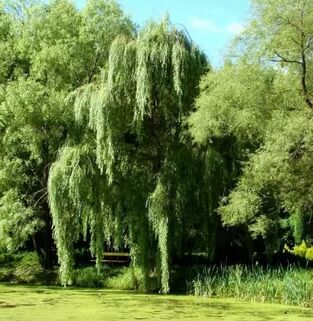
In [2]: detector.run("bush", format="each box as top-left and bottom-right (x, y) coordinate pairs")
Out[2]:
(0, 252), (24, 266)
(13, 252), (44, 283)
(0, 266), (14, 281)
(72, 267), (104, 288)
(0, 251), (58, 284)
(105, 267), (145, 290)
(71, 266), (156, 291)
(0, 253), (14, 265)
(284, 241), (313, 261)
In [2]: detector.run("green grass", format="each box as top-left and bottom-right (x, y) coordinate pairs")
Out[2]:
(188, 265), (313, 307)
(0, 284), (312, 321)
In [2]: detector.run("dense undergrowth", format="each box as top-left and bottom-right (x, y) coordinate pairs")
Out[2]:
(0, 252), (149, 290)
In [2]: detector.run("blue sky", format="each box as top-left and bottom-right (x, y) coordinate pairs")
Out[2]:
(76, 0), (250, 67)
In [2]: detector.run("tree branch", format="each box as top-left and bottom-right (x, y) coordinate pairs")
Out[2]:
(272, 51), (302, 65)
(87, 46), (105, 84)
(299, 7), (313, 109)
(300, 49), (312, 108)
(271, 50), (312, 108)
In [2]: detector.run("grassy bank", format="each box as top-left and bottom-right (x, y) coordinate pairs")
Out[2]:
(188, 265), (313, 307)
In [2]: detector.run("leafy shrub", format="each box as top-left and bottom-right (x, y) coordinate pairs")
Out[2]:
(0, 252), (14, 265)
(13, 252), (44, 283)
(72, 267), (104, 288)
(0, 266), (14, 281)
(105, 267), (145, 290)
(284, 241), (313, 261)
(306, 247), (313, 261)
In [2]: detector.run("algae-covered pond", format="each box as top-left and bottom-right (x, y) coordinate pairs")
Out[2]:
(0, 284), (312, 321)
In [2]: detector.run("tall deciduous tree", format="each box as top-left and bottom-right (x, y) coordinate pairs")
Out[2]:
(190, 0), (313, 256)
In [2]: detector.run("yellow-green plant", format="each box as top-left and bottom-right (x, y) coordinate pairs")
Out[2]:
(284, 241), (313, 261)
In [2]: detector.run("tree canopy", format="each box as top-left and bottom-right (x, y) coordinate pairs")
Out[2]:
(189, 0), (313, 257)
(0, 0), (312, 293)
(0, 0), (134, 266)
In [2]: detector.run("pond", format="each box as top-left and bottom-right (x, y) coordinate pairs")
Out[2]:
(0, 284), (312, 321)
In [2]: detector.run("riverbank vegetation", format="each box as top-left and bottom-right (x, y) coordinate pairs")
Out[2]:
(189, 265), (313, 307)
(0, 0), (313, 303)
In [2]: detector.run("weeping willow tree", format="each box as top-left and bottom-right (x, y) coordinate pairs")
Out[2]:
(48, 17), (207, 293)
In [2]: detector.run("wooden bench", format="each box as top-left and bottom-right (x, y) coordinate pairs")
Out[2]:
(91, 252), (130, 264)
(102, 252), (130, 263)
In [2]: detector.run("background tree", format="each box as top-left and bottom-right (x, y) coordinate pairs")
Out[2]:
(189, 0), (313, 258)
(0, 0), (134, 267)
(238, 0), (313, 108)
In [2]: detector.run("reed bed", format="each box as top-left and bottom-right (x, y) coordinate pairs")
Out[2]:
(187, 265), (313, 307)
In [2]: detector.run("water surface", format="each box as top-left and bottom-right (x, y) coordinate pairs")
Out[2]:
(0, 284), (312, 321)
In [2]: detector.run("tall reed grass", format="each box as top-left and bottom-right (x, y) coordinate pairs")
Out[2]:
(187, 265), (313, 307)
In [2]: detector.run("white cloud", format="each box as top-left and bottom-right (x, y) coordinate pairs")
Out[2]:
(190, 17), (244, 34)
(226, 23), (245, 34)
(190, 17), (222, 32)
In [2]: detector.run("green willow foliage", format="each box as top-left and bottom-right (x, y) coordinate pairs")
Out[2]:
(49, 18), (207, 292)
